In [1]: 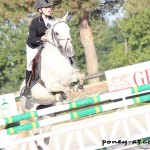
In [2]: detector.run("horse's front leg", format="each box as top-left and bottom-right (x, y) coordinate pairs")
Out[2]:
(54, 91), (67, 102)
(72, 69), (85, 91)
(77, 71), (85, 90)
(48, 83), (70, 102)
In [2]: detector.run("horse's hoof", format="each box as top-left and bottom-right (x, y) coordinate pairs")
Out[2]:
(55, 92), (67, 102)
(37, 145), (43, 150)
(78, 84), (84, 90)
(60, 92), (67, 101)
(4, 122), (20, 129)
(74, 84), (84, 91)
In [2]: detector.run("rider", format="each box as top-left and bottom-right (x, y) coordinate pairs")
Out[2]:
(21, 0), (54, 97)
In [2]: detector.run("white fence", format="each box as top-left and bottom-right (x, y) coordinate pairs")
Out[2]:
(0, 84), (150, 149)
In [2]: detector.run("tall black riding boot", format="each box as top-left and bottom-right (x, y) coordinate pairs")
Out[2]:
(21, 70), (32, 97)
(26, 70), (32, 87)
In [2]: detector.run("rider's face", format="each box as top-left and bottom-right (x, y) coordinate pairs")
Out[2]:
(40, 7), (52, 16)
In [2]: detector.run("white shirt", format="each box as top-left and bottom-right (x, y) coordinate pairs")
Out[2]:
(42, 15), (50, 28)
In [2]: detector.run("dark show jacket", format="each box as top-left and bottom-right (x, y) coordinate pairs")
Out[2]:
(26, 15), (54, 49)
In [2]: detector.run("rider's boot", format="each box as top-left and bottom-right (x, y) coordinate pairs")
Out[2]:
(21, 70), (32, 97)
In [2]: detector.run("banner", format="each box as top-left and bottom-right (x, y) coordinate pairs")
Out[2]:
(105, 61), (150, 92)
(0, 93), (18, 118)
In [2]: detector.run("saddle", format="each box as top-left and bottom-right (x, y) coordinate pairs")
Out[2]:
(29, 49), (46, 89)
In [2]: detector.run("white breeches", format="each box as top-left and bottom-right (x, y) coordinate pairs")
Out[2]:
(26, 44), (40, 71)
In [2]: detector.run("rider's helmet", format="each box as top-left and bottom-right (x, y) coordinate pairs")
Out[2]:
(35, 0), (52, 10)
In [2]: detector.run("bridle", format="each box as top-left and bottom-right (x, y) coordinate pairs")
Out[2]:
(46, 21), (72, 54)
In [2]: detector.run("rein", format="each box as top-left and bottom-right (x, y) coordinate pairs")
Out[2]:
(46, 21), (71, 53)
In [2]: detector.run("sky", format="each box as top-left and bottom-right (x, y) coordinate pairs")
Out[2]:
(104, 6), (124, 25)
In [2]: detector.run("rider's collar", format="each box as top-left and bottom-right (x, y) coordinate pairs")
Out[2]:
(41, 14), (55, 20)
(41, 14), (54, 28)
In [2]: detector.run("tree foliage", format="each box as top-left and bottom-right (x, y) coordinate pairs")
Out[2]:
(123, 0), (150, 15)
(0, 0), (35, 22)
(92, 20), (124, 70)
(121, 9), (150, 51)
(108, 9), (150, 68)
(0, 21), (28, 94)
(1, 0), (150, 93)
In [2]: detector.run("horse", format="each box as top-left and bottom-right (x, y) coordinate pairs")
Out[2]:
(19, 13), (85, 149)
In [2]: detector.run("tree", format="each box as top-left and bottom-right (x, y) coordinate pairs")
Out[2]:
(0, 0), (125, 93)
(121, 9), (150, 52)
(92, 20), (124, 70)
(123, 0), (150, 15)
(54, 0), (101, 84)
(53, 0), (124, 83)
(0, 0), (35, 22)
(1, 0), (102, 83)
(108, 9), (150, 68)
(0, 21), (28, 94)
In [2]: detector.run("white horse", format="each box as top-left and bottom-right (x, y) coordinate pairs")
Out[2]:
(19, 13), (85, 149)
(20, 14), (85, 107)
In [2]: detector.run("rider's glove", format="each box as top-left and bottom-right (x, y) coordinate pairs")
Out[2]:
(41, 35), (48, 42)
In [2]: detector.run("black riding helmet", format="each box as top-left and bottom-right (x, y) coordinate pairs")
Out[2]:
(35, 0), (52, 10)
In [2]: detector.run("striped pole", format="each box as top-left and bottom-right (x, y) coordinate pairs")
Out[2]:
(1, 107), (150, 149)
(103, 83), (150, 100)
(130, 84), (150, 94)
(0, 83), (150, 126)
(0, 93), (150, 137)
(0, 95), (101, 126)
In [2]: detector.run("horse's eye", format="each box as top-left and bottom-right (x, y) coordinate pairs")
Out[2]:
(55, 32), (59, 36)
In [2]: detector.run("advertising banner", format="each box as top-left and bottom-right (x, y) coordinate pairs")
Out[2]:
(105, 61), (150, 92)
(0, 93), (18, 118)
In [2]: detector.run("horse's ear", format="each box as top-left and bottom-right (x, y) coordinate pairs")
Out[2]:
(61, 11), (69, 22)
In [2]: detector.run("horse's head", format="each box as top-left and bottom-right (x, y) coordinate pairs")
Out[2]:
(46, 14), (74, 57)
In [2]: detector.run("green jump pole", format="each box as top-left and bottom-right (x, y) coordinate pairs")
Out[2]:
(0, 93), (150, 136)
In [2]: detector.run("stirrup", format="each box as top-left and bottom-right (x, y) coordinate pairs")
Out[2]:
(25, 97), (34, 110)
(21, 87), (30, 97)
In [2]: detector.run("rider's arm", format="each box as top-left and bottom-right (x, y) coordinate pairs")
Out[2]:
(27, 19), (44, 47)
